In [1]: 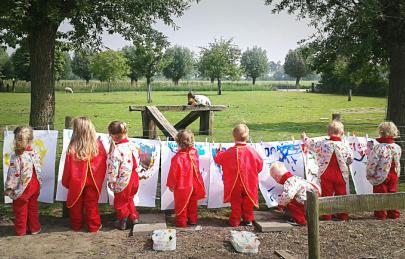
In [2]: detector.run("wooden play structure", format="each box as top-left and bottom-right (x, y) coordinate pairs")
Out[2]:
(305, 191), (405, 259)
(129, 105), (227, 139)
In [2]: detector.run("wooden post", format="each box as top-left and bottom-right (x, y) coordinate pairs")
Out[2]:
(306, 191), (320, 259)
(199, 111), (214, 135)
(332, 113), (341, 121)
(348, 88), (352, 101)
(311, 83), (315, 93)
(141, 110), (156, 139)
(62, 116), (73, 218)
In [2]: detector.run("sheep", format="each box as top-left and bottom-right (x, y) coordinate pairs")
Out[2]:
(64, 87), (73, 94)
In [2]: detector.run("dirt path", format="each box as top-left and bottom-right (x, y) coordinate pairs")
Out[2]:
(1, 212), (405, 258)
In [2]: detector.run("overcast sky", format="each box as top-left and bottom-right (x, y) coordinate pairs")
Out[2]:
(100, 0), (314, 62)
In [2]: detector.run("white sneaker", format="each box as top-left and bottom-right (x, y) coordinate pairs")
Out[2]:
(31, 229), (41, 235)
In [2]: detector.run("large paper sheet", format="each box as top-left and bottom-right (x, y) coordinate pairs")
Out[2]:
(255, 140), (305, 207)
(55, 129), (110, 203)
(3, 130), (58, 203)
(347, 136), (374, 194)
(160, 141), (210, 210)
(107, 138), (161, 207)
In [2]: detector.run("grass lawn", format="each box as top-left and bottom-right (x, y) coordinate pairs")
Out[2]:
(1, 90), (402, 217)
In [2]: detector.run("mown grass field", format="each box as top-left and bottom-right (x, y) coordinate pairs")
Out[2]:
(1, 90), (403, 218)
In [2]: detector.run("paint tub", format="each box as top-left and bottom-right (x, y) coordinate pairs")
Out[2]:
(230, 230), (260, 254)
(152, 229), (176, 251)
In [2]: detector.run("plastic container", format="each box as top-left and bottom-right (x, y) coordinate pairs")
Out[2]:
(230, 230), (260, 254)
(152, 229), (176, 251)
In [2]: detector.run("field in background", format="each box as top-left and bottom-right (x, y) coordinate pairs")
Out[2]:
(2, 90), (402, 218)
(3, 79), (317, 93)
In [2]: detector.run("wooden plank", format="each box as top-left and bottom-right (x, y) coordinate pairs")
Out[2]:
(306, 191), (320, 259)
(253, 211), (293, 232)
(318, 192), (405, 215)
(274, 250), (297, 259)
(141, 110), (156, 139)
(199, 111), (214, 135)
(146, 106), (178, 139)
(132, 213), (167, 235)
(129, 105), (227, 112)
(174, 111), (201, 130)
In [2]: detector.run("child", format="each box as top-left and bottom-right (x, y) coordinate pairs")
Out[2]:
(367, 121), (402, 219)
(4, 126), (42, 236)
(107, 121), (140, 230)
(270, 162), (321, 226)
(214, 124), (263, 227)
(167, 129), (206, 228)
(301, 121), (353, 220)
(62, 117), (107, 233)
(187, 92), (211, 106)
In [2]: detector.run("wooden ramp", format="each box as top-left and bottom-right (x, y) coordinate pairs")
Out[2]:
(145, 106), (178, 139)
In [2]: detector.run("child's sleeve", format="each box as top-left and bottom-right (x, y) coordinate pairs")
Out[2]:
(344, 143), (354, 165)
(302, 137), (321, 152)
(366, 146), (380, 181)
(254, 150), (264, 173)
(213, 150), (225, 165)
(107, 149), (121, 185)
(5, 155), (19, 191)
(33, 151), (43, 185)
(167, 157), (178, 190)
(62, 152), (72, 188)
(278, 180), (298, 206)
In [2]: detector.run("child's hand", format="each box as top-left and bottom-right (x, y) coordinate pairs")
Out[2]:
(4, 189), (14, 197)
(169, 187), (174, 192)
(108, 182), (115, 190)
(301, 132), (307, 140)
(367, 140), (374, 151)
(277, 204), (285, 212)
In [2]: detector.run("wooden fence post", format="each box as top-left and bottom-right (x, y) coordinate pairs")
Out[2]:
(62, 116), (73, 218)
(306, 191), (320, 259)
(332, 113), (341, 121)
(348, 88), (352, 101)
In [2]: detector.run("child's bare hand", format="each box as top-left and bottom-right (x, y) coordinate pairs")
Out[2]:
(108, 182), (115, 190)
(301, 132), (307, 140)
(4, 189), (14, 197)
(277, 204), (285, 212)
(169, 187), (174, 192)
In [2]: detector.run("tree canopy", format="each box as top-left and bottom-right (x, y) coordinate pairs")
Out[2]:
(199, 38), (241, 95)
(122, 45), (143, 86)
(283, 48), (310, 86)
(162, 46), (194, 85)
(240, 46), (269, 85)
(72, 49), (93, 84)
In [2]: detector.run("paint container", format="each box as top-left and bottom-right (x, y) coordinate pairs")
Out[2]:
(230, 230), (260, 254)
(152, 229), (176, 251)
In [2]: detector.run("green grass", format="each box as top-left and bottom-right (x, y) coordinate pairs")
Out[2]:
(1, 90), (402, 218)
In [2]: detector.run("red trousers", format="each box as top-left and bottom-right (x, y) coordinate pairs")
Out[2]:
(12, 172), (41, 236)
(320, 154), (348, 220)
(287, 199), (307, 225)
(373, 170), (400, 219)
(69, 170), (101, 232)
(229, 177), (254, 227)
(114, 172), (139, 221)
(175, 177), (200, 228)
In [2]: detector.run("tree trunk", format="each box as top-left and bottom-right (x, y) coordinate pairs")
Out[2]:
(108, 79), (111, 92)
(174, 79), (179, 86)
(146, 77), (152, 103)
(217, 78), (222, 95)
(29, 20), (59, 129)
(85, 79), (89, 85)
(131, 78), (135, 86)
(252, 77), (256, 85)
(295, 77), (301, 87)
(210, 77), (215, 84)
(12, 79), (16, 92)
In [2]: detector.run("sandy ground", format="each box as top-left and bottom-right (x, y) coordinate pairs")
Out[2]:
(1, 211), (405, 259)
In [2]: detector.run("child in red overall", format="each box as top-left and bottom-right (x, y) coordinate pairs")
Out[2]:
(270, 162), (321, 226)
(167, 129), (206, 228)
(367, 122), (402, 219)
(5, 126), (42, 236)
(62, 117), (107, 233)
(214, 124), (263, 227)
(302, 121), (353, 221)
(107, 121), (140, 230)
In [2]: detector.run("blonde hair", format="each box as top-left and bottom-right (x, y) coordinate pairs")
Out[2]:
(175, 129), (195, 150)
(233, 124), (249, 142)
(269, 162), (288, 182)
(13, 126), (33, 154)
(69, 117), (99, 160)
(327, 121), (344, 136)
(108, 121), (128, 153)
(378, 121), (399, 138)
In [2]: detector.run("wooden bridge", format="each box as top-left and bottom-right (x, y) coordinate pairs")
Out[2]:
(129, 105), (227, 139)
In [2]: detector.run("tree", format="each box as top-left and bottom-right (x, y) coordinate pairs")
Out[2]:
(265, 0), (405, 137)
(122, 45), (143, 86)
(162, 46), (194, 85)
(10, 45), (30, 81)
(91, 50), (129, 92)
(54, 51), (71, 81)
(133, 33), (168, 103)
(72, 50), (93, 85)
(240, 46), (269, 85)
(0, 1), (194, 128)
(283, 48), (309, 87)
(199, 38), (241, 95)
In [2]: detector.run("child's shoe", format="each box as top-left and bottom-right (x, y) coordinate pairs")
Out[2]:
(114, 218), (127, 230)
(31, 229), (41, 235)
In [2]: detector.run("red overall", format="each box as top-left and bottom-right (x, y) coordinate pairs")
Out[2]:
(62, 141), (107, 232)
(167, 147), (206, 228)
(113, 155), (139, 222)
(214, 144), (264, 227)
(373, 137), (400, 220)
(12, 169), (41, 236)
